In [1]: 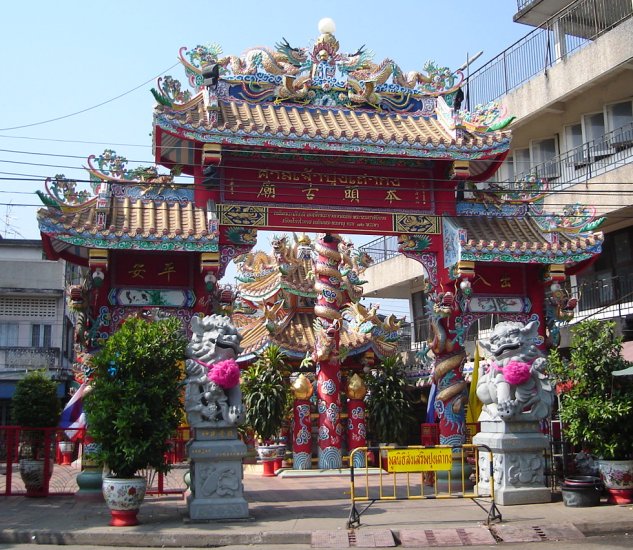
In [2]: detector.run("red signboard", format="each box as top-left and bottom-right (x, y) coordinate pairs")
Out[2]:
(221, 161), (434, 213)
(217, 204), (440, 235)
(472, 265), (527, 295)
(114, 252), (192, 288)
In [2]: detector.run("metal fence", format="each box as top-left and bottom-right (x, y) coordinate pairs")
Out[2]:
(516, 122), (633, 191)
(347, 444), (501, 528)
(468, 0), (633, 106)
(0, 426), (190, 497)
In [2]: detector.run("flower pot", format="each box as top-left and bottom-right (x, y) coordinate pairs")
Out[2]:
(256, 445), (278, 477)
(19, 459), (53, 497)
(58, 441), (74, 465)
(102, 476), (147, 526)
(597, 459), (633, 504)
(560, 476), (603, 507)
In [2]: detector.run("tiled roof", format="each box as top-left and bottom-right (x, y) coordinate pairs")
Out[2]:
(238, 311), (372, 359)
(37, 195), (217, 252)
(456, 216), (604, 263)
(155, 97), (510, 156)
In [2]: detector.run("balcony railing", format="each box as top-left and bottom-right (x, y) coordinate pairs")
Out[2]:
(517, 0), (536, 11)
(515, 121), (633, 191)
(0, 347), (60, 372)
(360, 235), (401, 265)
(573, 273), (633, 321)
(468, 0), (633, 106)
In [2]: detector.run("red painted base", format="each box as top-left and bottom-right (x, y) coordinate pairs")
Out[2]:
(60, 453), (72, 466)
(109, 509), (140, 527)
(262, 460), (276, 477)
(606, 488), (633, 505)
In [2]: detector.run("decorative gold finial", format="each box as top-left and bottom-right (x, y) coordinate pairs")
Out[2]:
(347, 373), (367, 400)
(291, 374), (313, 399)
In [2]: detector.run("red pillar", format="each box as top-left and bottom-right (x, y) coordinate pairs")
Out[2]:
(346, 373), (367, 467)
(291, 374), (313, 470)
(313, 234), (343, 469)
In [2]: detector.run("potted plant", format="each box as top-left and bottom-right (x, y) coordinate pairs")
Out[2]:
(365, 355), (415, 461)
(241, 344), (290, 476)
(83, 316), (186, 525)
(12, 369), (61, 496)
(549, 319), (633, 504)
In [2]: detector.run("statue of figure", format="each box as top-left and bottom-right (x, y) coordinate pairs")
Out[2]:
(476, 320), (553, 422)
(185, 314), (245, 428)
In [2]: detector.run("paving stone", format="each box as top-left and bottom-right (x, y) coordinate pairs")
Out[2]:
(351, 529), (395, 547)
(456, 527), (497, 545)
(399, 527), (495, 547)
(312, 530), (350, 548)
(538, 523), (586, 541)
(491, 524), (545, 543)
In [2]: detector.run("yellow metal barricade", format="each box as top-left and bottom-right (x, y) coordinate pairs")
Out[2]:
(347, 444), (502, 528)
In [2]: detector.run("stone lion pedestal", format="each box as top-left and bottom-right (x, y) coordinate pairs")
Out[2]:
(473, 420), (551, 505)
(473, 320), (554, 506)
(187, 427), (249, 521)
(184, 314), (249, 521)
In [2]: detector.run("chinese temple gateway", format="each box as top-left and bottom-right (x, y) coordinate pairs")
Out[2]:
(37, 19), (603, 469)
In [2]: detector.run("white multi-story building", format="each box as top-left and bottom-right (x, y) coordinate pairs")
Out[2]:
(0, 239), (76, 424)
(363, 0), (633, 351)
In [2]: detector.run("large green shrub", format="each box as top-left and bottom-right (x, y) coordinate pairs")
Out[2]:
(241, 344), (290, 444)
(84, 317), (186, 478)
(365, 355), (415, 446)
(12, 370), (60, 459)
(12, 370), (60, 428)
(548, 319), (633, 460)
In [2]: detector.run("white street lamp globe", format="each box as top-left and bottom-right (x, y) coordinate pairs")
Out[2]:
(318, 18), (336, 34)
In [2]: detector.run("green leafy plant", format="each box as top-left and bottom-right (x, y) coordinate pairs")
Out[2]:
(83, 317), (187, 478)
(549, 319), (633, 460)
(365, 355), (415, 446)
(12, 370), (60, 459)
(241, 344), (290, 444)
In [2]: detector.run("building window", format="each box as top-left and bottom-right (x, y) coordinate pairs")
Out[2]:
(31, 324), (52, 348)
(582, 111), (606, 144)
(513, 148), (531, 178)
(606, 100), (633, 132)
(0, 323), (18, 346)
(606, 100), (633, 149)
(493, 155), (515, 186)
(530, 137), (559, 178)
(564, 123), (583, 152)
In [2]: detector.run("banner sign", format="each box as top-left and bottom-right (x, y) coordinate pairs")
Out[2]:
(386, 447), (453, 472)
(217, 204), (440, 235)
(221, 163), (434, 213)
(114, 252), (192, 288)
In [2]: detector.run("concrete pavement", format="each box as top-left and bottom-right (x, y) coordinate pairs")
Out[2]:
(1, 471), (632, 547)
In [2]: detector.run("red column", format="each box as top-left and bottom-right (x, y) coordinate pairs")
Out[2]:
(429, 292), (468, 447)
(313, 234), (343, 469)
(346, 373), (367, 467)
(291, 374), (313, 470)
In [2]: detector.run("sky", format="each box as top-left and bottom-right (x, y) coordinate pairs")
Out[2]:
(0, 0), (529, 319)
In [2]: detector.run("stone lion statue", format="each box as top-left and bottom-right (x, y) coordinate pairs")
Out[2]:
(476, 320), (553, 422)
(185, 314), (245, 428)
